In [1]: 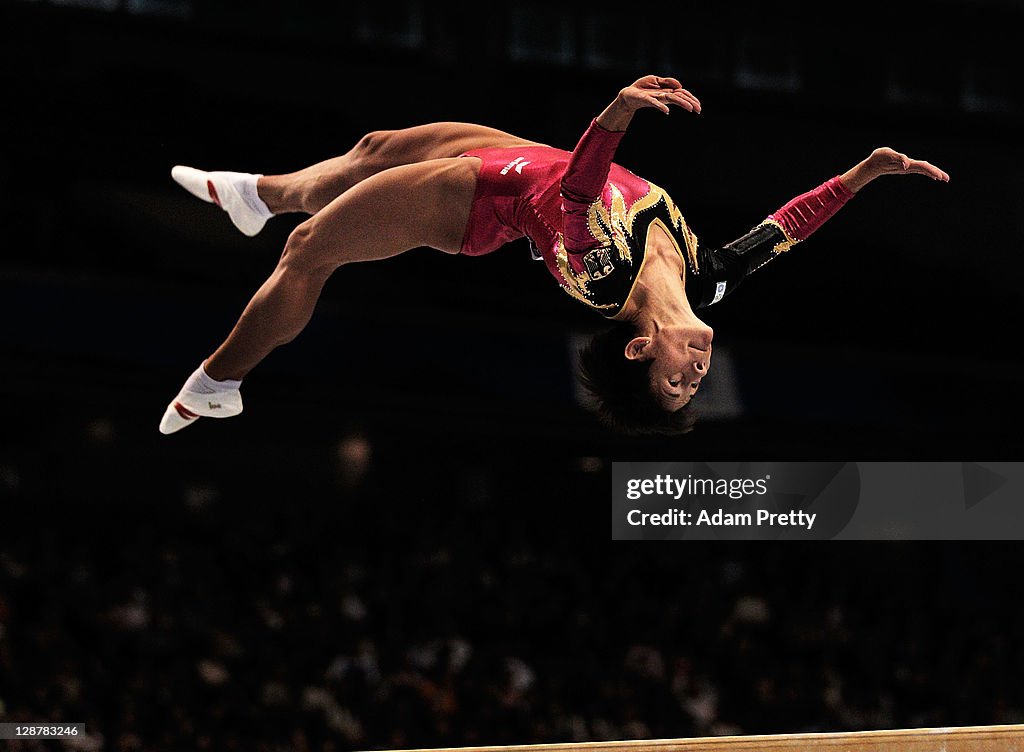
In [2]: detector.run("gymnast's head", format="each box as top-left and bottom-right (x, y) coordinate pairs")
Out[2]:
(577, 321), (712, 435)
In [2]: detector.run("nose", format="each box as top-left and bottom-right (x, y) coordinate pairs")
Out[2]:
(700, 326), (714, 348)
(690, 327), (714, 352)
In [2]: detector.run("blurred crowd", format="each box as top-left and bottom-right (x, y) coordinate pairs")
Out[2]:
(1, 442), (1022, 752)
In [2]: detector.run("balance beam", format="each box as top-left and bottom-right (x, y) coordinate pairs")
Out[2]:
(386, 725), (1024, 752)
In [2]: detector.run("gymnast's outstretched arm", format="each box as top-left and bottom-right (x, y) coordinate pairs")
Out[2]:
(688, 147), (950, 308)
(560, 75), (701, 254)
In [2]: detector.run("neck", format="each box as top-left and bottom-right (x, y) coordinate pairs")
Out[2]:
(617, 225), (702, 334)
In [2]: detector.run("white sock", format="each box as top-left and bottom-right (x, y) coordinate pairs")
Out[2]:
(183, 363), (242, 395)
(171, 166), (275, 237)
(223, 172), (274, 219)
(159, 363), (245, 434)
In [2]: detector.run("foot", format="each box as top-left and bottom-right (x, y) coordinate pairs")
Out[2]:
(158, 365), (244, 434)
(171, 166), (273, 237)
(159, 388), (243, 434)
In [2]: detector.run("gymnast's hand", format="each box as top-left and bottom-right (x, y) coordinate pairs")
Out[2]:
(597, 75), (701, 131)
(840, 147), (950, 193)
(618, 75), (702, 115)
(865, 147), (949, 181)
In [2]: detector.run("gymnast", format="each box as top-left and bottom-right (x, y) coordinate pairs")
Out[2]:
(159, 75), (949, 435)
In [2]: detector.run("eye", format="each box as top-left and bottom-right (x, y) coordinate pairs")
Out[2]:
(668, 378), (681, 387)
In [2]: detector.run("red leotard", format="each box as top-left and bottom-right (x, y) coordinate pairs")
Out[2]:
(459, 120), (700, 318)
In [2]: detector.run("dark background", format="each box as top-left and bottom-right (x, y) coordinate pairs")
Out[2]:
(1, 1), (1023, 750)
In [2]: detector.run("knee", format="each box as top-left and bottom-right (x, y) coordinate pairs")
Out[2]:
(280, 221), (335, 277)
(354, 130), (395, 159)
(323, 129), (396, 200)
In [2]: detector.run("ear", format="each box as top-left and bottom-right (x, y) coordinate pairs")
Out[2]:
(624, 336), (653, 361)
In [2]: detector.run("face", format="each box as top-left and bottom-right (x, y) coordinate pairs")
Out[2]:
(626, 323), (714, 411)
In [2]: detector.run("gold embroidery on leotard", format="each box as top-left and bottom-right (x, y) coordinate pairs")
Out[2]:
(585, 184), (631, 263)
(553, 235), (618, 310)
(759, 218), (798, 255)
(555, 180), (701, 314)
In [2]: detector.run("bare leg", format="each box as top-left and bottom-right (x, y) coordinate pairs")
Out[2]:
(203, 156), (481, 381)
(257, 122), (542, 215)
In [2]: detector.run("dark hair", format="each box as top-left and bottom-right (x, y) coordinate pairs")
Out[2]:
(577, 325), (696, 436)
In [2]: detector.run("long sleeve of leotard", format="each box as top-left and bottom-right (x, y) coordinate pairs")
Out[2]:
(560, 119), (626, 253)
(689, 176), (855, 309)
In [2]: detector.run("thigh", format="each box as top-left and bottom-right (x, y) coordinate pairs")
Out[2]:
(289, 156), (482, 270)
(367, 122), (546, 166)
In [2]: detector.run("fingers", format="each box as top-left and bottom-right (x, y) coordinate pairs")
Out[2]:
(647, 90), (701, 114)
(630, 75), (702, 114)
(874, 147), (950, 182)
(644, 94), (672, 114)
(670, 90), (701, 113)
(634, 74), (663, 89)
(891, 149), (950, 181)
(907, 159), (950, 182)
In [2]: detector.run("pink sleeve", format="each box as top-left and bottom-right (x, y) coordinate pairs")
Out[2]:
(560, 119), (626, 253)
(768, 176), (854, 242)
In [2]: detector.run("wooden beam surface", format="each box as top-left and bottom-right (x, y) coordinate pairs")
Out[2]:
(384, 725), (1024, 752)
